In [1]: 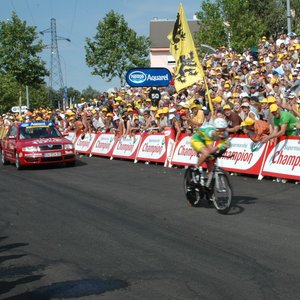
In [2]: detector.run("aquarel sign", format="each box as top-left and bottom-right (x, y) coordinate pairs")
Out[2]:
(126, 68), (171, 87)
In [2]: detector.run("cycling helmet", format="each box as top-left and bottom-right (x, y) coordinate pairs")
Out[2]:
(213, 118), (228, 129)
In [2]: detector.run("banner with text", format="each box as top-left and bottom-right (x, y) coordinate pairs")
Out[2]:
(261, 136), (300, 180)
(112, 135), (142, 160)
(74, 133), (97, 154)
(135, 132), (167, 163)
(90, 133), (116, 158)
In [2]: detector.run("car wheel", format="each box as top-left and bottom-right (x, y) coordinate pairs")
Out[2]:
(15, 153), (23, 170)
(1, 150), (9, 165)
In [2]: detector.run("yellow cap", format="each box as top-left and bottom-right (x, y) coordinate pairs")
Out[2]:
(223, 104), (231, 110)
(241, 117), (255, 126)
(260, 98), (268, 104)
(190, 103), (197, 109)
(162, 107), (169, 114)
(213, 96), (223, 103)
(269, 104), (279, 112)
(267, 96), (276, 103)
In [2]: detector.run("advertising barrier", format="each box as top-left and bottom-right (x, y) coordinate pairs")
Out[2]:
(112, 134), (142, 160)
(261, 136), (300, 181)
(135, 132), (167, 164)
(90, 133), (116, 158)
(217, 135), (268, 176)
(68, 129), (300, 182)
(74, 133), (97, 154)
(65, 131), (77, 143)
(170, 134), (198, 166)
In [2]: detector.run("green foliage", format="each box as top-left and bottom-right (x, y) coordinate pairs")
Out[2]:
(195, 1), (227, 49)
(195, 0), (288, 52)
(0, 12), (49, 86)
(81, 86), (100, 101)
(0, 74), (49, 113)
(0, 12), (49, 110)
(85, 10), (150, 86)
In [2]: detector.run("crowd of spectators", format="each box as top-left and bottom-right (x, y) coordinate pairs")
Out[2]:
(1, 34), (300, 143)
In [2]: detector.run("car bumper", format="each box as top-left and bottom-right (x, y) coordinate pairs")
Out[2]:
(19, 151), (76, 165)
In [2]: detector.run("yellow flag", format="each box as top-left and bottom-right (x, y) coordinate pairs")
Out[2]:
(167, 3), (204, 91)
(168, 3), (213, 111)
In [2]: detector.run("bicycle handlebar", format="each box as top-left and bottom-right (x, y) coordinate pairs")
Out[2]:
(209, 149), (235, 160)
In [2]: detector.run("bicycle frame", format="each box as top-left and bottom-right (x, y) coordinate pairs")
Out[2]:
(184, 150), (233, 214)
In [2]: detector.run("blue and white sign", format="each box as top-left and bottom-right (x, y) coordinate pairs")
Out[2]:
(126, 68), (171, 87)
(20, 122), (54, 128)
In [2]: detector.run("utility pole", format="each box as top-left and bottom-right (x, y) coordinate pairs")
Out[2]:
(287, 0), (292, 34)
(40, 18), (70, 108)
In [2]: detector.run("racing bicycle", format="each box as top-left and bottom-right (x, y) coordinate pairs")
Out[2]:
(183, 149), (233, 214)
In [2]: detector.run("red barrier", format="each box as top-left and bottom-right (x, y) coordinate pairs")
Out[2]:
(111, 134), (142, 160)
(217, 134), (269, 176)
(135, 132), (167, 164)
(67, 129), (300, 181)
(261, 136), (300, 181)
(74, 133), (97, 154)
(90, 133), (116, 158)
(170, 134), (197, 167)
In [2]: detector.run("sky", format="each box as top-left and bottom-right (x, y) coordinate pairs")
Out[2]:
(1, 0), (203, 93)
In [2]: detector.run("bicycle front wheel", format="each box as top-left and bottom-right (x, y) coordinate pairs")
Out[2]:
(211, 172), (232, 214)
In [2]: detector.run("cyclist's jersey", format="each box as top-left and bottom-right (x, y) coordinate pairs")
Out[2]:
(191, 125), (229, 145)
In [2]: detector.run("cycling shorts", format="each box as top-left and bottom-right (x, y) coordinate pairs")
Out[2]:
(190, 136), (213, 153)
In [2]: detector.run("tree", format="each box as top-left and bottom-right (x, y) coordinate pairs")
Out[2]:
(81, 86), (100, 102)
(0, 73), (49, 113)
(0, 12), (49, 109)
(195, 0), (287, 52)
(194, 1), (227, 49)
(85, 10), (150, 86)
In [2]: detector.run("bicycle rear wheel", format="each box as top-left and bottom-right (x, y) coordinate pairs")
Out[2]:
(211, 172), (232, 214)
(183, 167), (200, 207)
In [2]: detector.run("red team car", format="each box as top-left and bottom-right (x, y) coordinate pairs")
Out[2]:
(1, 122), (76, 170)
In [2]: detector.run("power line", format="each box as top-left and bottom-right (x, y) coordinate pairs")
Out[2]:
(69, 0), (78, 38)
(40, 18), (71, 107)
(25, 0), (36, 25)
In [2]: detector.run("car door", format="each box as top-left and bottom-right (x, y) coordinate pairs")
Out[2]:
(5, 125), (18, 161)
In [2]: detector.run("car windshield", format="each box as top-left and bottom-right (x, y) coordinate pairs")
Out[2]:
(19, 126), (61, 140)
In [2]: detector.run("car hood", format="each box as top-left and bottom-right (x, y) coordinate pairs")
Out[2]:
(19, 137), (71, 147)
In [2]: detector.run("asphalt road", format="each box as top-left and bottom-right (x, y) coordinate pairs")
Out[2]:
(0, 156), (299, 300)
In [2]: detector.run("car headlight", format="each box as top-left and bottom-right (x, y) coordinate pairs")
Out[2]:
(64, 144), (74, 150)
(22, 146), (38, 152)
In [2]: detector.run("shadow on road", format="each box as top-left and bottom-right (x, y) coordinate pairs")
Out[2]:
(0, 236), (128, 299)
(17, 158), (87, 172)
(227, 195), (257, 215)
(0, 236), (45, 297)
(2, 278), (129, 300)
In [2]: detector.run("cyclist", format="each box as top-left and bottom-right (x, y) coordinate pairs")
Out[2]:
(190, 118), (230, 175)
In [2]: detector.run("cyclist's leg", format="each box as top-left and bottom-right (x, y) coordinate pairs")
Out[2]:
(190, 138), (206, 167)
(205, 144), (216, 174)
